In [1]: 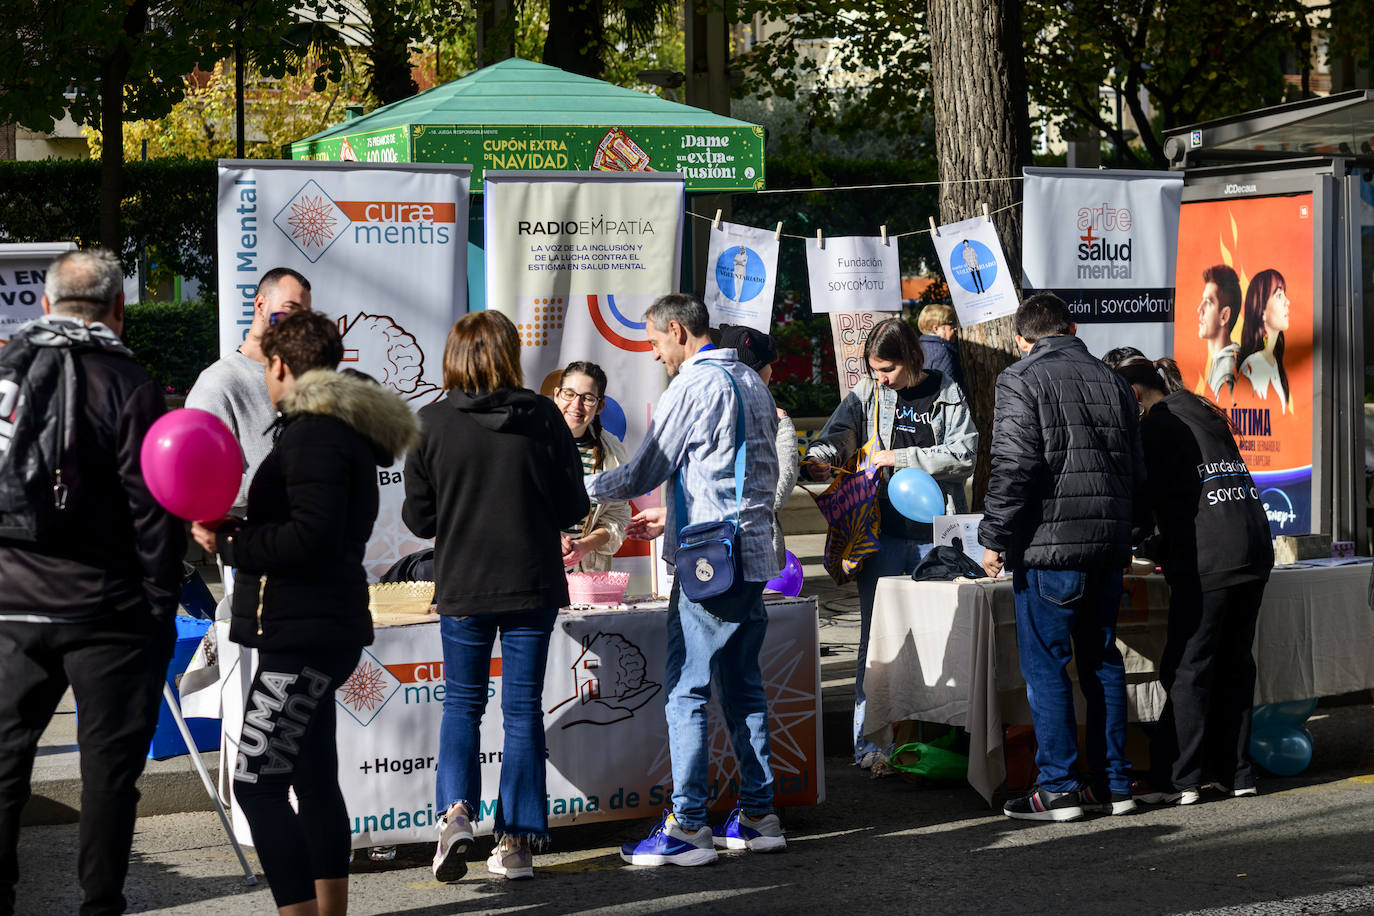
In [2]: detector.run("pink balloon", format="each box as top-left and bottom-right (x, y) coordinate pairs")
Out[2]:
(140, 409), (243, 521)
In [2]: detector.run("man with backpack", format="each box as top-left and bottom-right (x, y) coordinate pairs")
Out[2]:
(0, 249), (184, 916)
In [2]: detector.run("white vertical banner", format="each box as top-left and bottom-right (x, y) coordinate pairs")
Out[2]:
(215, 160), (471, 578)
(829, 310), (896, 399)
(0, 242), (77, 344)
(805, 236), (901, 313)
(703, 220), (779, 331)
(1022, 167), (1183, 358)
(483, 171), (685, 591)
(929, 216), (1018, 327)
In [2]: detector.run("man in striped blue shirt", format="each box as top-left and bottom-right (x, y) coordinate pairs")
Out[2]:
(587, 293), (786, 865)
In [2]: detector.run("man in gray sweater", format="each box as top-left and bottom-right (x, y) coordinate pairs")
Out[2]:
(187, 267), (312, 515)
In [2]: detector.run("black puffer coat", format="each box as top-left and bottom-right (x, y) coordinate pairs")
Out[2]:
(220, 369), (421, 652)
(978, 334), (1144, 569)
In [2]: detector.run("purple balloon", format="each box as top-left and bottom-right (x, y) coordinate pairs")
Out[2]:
(765, 550), (804, 597)
(140, 408), (242, 521)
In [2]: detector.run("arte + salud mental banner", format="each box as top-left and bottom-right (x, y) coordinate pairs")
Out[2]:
(0, 242), (76, 345)
(1173, 193), (1314, 537)
(1022, 167), (1183, 358)
(483, 170), (684, 587)
(215, 160), (470, 577)
(703, 220), (779, 332)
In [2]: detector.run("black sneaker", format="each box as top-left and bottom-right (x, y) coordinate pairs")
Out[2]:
(1003, 786), (1085, 822)
(1081, 785), (1138, 816)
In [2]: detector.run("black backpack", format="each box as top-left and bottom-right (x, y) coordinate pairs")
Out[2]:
(0, 333), (82, 541)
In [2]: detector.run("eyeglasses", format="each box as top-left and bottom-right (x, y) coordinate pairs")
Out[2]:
(553, 388), (601, 407)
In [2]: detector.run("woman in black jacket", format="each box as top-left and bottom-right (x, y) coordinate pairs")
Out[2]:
(1111, 356), (1273, 806)
(192, 311), (420, 915)
(402, 310), (588, 883)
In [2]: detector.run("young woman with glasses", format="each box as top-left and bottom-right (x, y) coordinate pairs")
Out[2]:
(551, 361), (631, 572)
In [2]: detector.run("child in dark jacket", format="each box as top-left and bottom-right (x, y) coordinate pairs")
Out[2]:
(192, 310), (420, 914)
(1111, 355), (1273, 805)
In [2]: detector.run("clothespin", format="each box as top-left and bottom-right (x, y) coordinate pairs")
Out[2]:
(982, 202), (991, 222)
(712, 209), (722, 230)
(816, 228), (824, 248)
(928, 216), (939, 237)
(880, 225), (888, 245)
(774, 221), (783, 241)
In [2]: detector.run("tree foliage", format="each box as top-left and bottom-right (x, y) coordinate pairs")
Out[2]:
(1024, 0), (1321, 167)
(542, 0), (681, 80)
(309, 1), (473, 105)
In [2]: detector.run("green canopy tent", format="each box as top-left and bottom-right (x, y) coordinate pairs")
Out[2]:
(290, 58), (765, 194)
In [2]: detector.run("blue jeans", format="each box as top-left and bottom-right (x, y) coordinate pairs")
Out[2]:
(1012, 567), (1130, 795)
(854, 534), (931, 762)
(436, 609), (557, 841)
(665, 581), (773, 831)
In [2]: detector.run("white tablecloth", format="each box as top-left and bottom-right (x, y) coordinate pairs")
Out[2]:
(863, 565), (1374, 804)
(207, 596), (822, 848)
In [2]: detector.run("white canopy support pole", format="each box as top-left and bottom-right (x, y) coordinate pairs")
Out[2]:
(162, 682), (257, 885)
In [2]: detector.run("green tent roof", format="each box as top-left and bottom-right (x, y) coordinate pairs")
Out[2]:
(291, 58), (766, 192)
(296, 58), (758, 144)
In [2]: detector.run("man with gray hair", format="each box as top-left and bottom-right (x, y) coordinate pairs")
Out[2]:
(0, 249), (184, 915)
(587, 292), (785, 866)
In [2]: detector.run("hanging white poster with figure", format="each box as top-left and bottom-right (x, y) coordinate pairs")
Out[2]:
(484, 171), (685, 591)
(1022, 167), (1183, 358)
(930, 216), (1019, 327)
(216, 160), (470, 578)
(703, 220), (778, 331)
(805, 236), (901, 313)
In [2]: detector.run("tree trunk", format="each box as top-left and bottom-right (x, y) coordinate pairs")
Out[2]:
(543, 0), (605, 78)
(928, 0), (1030, 508)
(366, 0), (418, 104)
(98, 53), (128, 254)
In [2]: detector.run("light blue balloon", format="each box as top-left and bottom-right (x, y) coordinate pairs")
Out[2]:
(1251, 725), (1313, 777)
(887, 468), (945, 524)
(1268, 698), (1317, 724)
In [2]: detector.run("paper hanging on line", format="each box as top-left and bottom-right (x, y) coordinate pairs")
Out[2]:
(704, 220), (779, 331)
(805, 235), (901, 313)
(929, 215), (1018, 327)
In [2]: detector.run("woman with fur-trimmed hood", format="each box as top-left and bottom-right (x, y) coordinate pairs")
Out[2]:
(192, 309), (420, 916)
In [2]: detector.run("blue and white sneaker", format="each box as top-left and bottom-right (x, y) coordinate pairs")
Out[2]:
(712, 808), (786, 852)
(620, 811), (718, 866)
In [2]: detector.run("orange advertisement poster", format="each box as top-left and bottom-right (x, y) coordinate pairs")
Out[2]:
(1173, 194), (1314, 535)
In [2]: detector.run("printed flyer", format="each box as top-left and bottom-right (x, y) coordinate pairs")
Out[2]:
(703, 220), (779, 332)
(806, 236), (902, 313)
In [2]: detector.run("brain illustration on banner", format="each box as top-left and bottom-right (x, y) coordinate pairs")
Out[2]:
(714, 245), (767, 303)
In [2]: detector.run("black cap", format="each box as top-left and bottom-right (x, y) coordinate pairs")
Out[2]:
(719, 324), (777, 372)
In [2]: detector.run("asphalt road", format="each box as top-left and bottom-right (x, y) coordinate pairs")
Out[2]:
(14, 703), (1374, 915)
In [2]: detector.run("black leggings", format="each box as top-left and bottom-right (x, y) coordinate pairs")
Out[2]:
(233, 648), (360, 908)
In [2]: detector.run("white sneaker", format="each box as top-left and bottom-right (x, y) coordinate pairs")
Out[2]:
(857, 750), (885, 770)
(1208, 781), (1258, 798)
(432, 802), (474, 883)
(486, 835), (533, 880)
(712, 808), (787, 852)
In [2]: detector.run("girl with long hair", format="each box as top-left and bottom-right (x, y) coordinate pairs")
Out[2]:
(551, 361), (631, 571)
(403, 311), (589, 882)
(1110, 355), (1273, 805)
(1237, 268), (1292, 412)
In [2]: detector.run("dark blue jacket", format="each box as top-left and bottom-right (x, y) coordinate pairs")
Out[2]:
(920, 334), (963, 389)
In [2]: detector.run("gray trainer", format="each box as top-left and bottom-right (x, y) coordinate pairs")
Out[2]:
(432, 802), (474, 883)
(487, 835), (534, 880)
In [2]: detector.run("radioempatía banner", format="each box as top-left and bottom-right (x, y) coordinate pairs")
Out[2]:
(1022, 167), (1183, 357)
(704, 220), (779, 331)
(483, 171), (684, 584)
(806, 236), (901, 313)
(215, 160), (470, 577)
(930, 215), (1018, 327)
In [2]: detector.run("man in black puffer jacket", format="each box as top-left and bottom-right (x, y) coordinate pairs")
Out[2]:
(979, 293), (1144, 823)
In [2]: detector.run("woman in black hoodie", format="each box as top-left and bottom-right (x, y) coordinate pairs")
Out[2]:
(402, 310), (588, 883)
(1111, 356), (1273, 806)
(192, 311), (420, 915)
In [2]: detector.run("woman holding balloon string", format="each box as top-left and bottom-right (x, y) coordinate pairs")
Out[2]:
(191, 311), (421, 915)
(552, 361), (631, 571)
(802, 317), (977, 769)
(1108, 355), (1272, 805)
